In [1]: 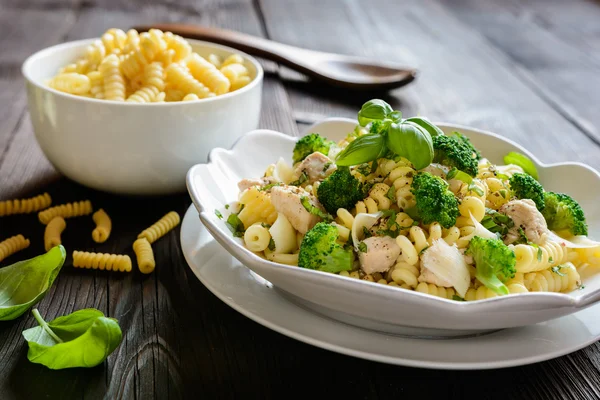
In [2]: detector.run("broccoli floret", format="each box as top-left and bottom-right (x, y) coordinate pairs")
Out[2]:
(466, 236), (516, 296)
(410, 172), (459, 229)
(451, 131), (481, 161)
(542, 192), (588, 236)
(509, 173), (545, 211)
(432, 135), (479, 177)
(298, 222), (354, 273)
(293, 133), (335, 164)
(317, 166), (365, 214)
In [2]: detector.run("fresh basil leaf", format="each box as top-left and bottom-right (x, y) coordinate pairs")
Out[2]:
(335, 133), (386, 166)
(0, 246), (66, 321)
(300, 196), (333, 222)
(22, 308), (122, 369)
(386, 122), (434, 170)
(503, 152), (539, 180)
(357, 99), (393, 126)
(404, 117), (444, 138)
(226, 213), (245, 237)
(388, 111), (402, 123)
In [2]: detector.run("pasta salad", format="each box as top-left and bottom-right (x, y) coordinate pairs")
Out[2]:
(219, 99), (600, 301)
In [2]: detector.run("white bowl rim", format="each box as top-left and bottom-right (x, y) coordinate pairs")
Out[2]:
(21, 37), (264, 106)
(186, 118), (600, 310)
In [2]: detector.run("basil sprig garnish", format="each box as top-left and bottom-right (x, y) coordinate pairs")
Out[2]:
(336, 99), (439, 169)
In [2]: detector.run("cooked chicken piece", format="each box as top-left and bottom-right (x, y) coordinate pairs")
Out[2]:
(420, 163), (448, 178)
(270, 185), (323, 234)
(358, 236), (400, 275)
(293, 152), (336, 184)
(418, 239), (470, 297)
(238, 176), (276, 192)
(500, 199), (548, 245)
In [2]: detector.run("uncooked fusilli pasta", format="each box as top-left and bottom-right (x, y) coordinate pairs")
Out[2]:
(92, 209), (112, 243)
(138, 211), (180, 244)
(44, 216), (66, 251)
(0, 192), (51, 217)
(0, 234), (30, 262)
(133, 237), (155, 274)
(39, 200), (93, 224)
(73, 251), (132, 272)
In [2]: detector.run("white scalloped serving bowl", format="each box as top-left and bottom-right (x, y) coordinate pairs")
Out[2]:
(186, 117), (600, 338)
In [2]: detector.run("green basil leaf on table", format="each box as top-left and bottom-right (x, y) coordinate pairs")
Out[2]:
(0, 245), (66, 321)
(404, 116), (445, 138)
(503, 151), (539, 180)
(335, 133), (387, 166)
(357, 99), (393, 126)
(22, 308), (122, 369)
(386, 121), (434, 169)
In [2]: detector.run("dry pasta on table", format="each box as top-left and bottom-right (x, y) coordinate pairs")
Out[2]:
(48, 28), (253, 101)
(215, 99), (600, 302)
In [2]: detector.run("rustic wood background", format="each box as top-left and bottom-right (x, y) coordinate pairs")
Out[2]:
(1, 0), (600, 398)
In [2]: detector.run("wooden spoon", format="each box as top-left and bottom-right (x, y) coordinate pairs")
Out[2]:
(133, 24), (418, 91)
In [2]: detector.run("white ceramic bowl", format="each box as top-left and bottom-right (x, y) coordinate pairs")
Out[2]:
(187, 118), (600, 338)
(22, 39), (263, 195)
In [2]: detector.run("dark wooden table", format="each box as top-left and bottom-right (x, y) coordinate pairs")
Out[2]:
(2, 0), (600, 398)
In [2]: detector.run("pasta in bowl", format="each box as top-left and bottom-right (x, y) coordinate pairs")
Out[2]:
(187, 102), (600, 337)
(22, 30), (263, 194)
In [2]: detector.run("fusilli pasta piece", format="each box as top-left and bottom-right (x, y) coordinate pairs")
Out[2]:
(182, 93), (199, 101)
(237, 187), (278, 228)
(133, 237), (156, 274)
(92, 209), (112, 243)
(0, 234), (30, 263)
(48, 73), (91, 95)
(126, 85), (160, 103)
(244, 224), (272, 252)
(138, 211), (181, 244)
(38, 200), (93, 224)
(415, 282), (456, 299)
(85, 40), (106, 69)
(44, 217), (66, 251)
(0, 192), (51, 216)
(164, 31), (192, 61)
(525, 263), (580, 292)
(143, 61), (165, 91)
(220, 63), (249, 85)
(512, 241), (567, 273)
(73, 251), (132, 272)
(99, 54), (125, 101)
(464, 286), (499, 301)
(222, 54), (244, 67)
(165, 63), (214, 99)
(187, 53), (230, 95)
(87, 71), (104, 99)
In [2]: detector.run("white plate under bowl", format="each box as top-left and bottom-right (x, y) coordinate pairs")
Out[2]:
(186, 118), (600, 337)
(180, 204), (600, 370)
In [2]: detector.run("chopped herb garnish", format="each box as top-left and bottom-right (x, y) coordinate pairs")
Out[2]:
(259, 182), (282, 191)
(499, 189), (507, 199)
(261, 222), (272, 228)
(447, 168), (472, 184)
(580, 285), (586, 290)
(268, 238), (276, 251)
(385, 185), (396, 202)
(226, 213), (245, 237)
(452, 295), (465, 302)
(225, 204), (230, 210)
(289, 172), (308, 186)
(468, 182), (485, 197)
(215, 210), (223, 219)
(300, 196), (333, 222)
(362, 226), (372, 239)
(322, 162), (332, 172)
(552, 266), (566, 276)
(549, 257), (553, 263)
(370, 159), (379, 175)
(419, 246), (429, 255)
(358, 242), (368, 253)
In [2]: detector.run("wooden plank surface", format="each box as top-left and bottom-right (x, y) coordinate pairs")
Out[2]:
(0, 0), (599, 399)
